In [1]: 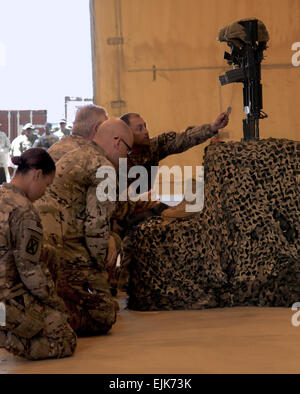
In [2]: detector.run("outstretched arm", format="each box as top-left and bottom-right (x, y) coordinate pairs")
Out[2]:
(152, 112), (229, 162)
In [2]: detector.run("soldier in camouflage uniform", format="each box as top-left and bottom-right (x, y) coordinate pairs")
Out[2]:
(48, 105), (108, 163)
(33, 123), (59, 151)
(120, 111), (229, 190)
(35, 119), (134, 336)
(47, 105), (159, 295)
(117, 111), (229, 290)
(46, 105), (125, 296)
(0, 148), (76, 360)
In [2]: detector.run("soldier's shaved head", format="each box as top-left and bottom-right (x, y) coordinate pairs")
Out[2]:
(93, 118), (133, 167)
(94, 118), (133, 144)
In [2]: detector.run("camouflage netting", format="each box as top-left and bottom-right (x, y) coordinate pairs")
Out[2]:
(122, 138), (300, 311)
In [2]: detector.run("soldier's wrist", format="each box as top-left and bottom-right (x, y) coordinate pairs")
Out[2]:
(209, 124), (219, 135)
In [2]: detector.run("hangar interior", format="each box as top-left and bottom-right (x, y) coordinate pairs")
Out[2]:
(1, 0), (299, 374)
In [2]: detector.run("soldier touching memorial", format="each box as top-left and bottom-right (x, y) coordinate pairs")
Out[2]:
(120, 112), (229, 190)
(116, 111), (229, 290)
(0, 148), (76, 360)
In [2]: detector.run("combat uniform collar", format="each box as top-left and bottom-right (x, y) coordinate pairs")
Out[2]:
(71, 134), (85, 141)
(1, 182), (28, 199)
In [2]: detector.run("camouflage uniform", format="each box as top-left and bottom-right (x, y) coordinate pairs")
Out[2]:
(127, 124), (216, 189)
(35, 142), (118, 336)
(47, 134), (146, 295)
(32, 133), (59, 150)
(47, 133), (152, 221)
(47, 134), (92, 163)
(0, 183), (76, 360)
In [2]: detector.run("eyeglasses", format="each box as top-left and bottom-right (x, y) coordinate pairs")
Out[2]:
(114, 136), (132, 155)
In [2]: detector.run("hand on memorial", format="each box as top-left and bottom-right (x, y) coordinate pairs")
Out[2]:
(210, 112), (229, 133)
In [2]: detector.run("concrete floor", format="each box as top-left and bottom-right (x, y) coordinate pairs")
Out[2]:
(0, 295), (299, 374)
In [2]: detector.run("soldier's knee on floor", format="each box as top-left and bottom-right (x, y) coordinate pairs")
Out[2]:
(88, 301), (117, 329)
(28, 332), (76, 360)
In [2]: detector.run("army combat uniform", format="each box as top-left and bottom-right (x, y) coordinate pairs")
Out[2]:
(48, 134), (93, 163)
(47, 133), (154, 295)
(0, 183), (76, 360)
(127, 124), (217, 189)
(35, 143), (118, 336)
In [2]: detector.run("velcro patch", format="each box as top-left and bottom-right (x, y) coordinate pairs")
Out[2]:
(26, 236), (40, 255)
(21, 220), (43, 263)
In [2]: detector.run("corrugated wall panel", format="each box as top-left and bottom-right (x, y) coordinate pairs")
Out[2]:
(90, 0), (300, 168)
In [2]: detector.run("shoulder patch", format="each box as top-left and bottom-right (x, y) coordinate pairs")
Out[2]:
(21, 220), (43, 262)
(25, 236), (40, 255)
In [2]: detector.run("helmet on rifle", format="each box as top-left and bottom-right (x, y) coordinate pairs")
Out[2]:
(218, 18), (269, 50)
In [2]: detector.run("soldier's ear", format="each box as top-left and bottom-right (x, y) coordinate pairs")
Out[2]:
(88, 123), (99, 141)
(32, 168), (43, 182)
(113, 136), (120, 148)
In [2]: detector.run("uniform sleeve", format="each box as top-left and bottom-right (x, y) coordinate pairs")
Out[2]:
(111, 200), (136, 221)
(84, 185), (112, 268)
(10, 209), (67, 313)
(111, 198), (158, 222)
(151, 124), (216, 162)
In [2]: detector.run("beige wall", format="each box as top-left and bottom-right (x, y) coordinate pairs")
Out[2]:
(90, 0), (300, 169)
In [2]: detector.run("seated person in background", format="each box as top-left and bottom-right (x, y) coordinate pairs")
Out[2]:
(0, 148), (76, 360)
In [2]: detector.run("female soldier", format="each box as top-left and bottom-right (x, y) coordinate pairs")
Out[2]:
(0, 148), (76, 360)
